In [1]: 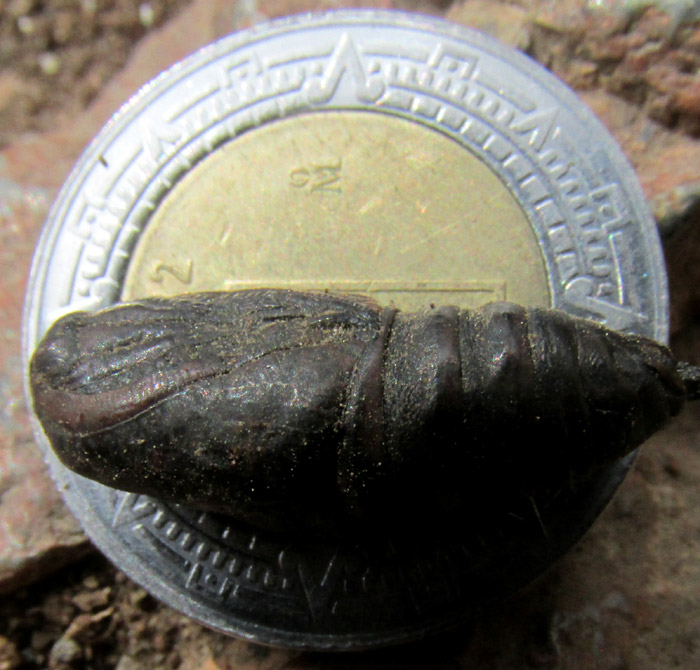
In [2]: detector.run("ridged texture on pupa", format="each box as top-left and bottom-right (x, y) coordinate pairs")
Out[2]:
(30, 289), (686, 536)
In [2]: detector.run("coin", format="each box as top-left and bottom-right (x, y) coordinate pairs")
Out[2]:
(23, 11), (668, 650)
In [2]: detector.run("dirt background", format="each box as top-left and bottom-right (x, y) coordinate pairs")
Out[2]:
(2, 0), (700, 669)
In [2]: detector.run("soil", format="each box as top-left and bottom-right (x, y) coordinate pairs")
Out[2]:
(524, 1), (700, 136)
(0, 0), (193, 149)
(1, 555), (182, 670)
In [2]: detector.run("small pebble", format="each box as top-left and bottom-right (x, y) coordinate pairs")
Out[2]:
(139, 3), (155, 28)
(0, 635), (22, 670)
(72, 586), (112, 612)
(16, 15), (35, 35)
(38, 52), (60, 76)
(48, 636), (82, 667)
(82, 575), (99, 590)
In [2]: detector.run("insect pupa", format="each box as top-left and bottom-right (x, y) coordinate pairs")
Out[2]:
(29, 289), (693, 537)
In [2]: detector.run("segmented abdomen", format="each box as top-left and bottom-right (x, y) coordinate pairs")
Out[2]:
(29, 290), (685, 535)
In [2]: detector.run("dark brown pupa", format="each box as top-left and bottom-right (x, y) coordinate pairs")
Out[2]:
(29, 289), (688, 536)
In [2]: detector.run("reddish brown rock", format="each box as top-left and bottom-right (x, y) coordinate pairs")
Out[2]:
(446, 0), (531, 49)
(526, 0), (700, 135)
(0, 0), (194, 148)
(577, 89), (700, 202)
(0, 174), (91, 595)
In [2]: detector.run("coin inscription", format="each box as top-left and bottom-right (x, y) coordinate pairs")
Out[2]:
(149, 259), (193, 285)
(289, 161), (343, 192)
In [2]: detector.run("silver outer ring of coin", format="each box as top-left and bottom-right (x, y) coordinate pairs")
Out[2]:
(22, 10), (668, 650)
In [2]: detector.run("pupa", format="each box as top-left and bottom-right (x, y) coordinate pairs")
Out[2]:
(29, 289), (698, 537)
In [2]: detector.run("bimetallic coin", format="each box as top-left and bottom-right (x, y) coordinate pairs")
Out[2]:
(23, 11), (667, 650)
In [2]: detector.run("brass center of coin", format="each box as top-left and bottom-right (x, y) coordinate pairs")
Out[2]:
(122, 111), (549, 310)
